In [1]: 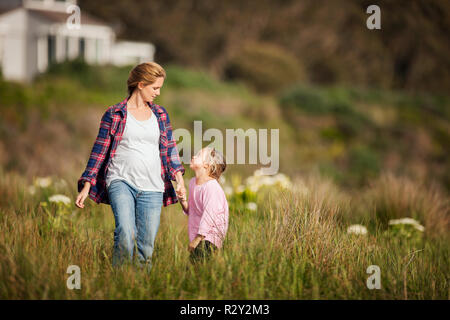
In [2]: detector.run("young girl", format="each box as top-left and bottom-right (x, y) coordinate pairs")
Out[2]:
(177, 147), (229, 263)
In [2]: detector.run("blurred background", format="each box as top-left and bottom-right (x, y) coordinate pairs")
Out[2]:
(0, 0), (449, 193)
(0, 0), (449, 300)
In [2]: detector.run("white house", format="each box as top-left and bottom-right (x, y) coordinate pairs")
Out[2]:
(0, 0), (155, 82)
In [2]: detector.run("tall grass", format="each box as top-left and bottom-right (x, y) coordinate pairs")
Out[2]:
(0, 167), (447, 299)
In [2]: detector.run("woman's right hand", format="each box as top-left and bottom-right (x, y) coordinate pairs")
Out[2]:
(75, 182), (91, 208)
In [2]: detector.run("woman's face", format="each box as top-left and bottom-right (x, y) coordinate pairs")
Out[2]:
(139, 76), (164, 103)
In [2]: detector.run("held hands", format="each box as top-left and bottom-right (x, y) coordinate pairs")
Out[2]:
(176, 183), (187, 202)
(175, 171), (186, 201)
(176, 183), (189, 214)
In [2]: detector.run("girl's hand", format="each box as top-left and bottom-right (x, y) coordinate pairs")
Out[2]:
(75, 184), (90, 209)
(176, 183), (186, 200)
(176, 190), (187, 201)
(188, 235), (205, 252)
(188, 242), (197, 252)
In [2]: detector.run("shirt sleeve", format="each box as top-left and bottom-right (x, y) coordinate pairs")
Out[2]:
(164, 108), (185, 181)
(77, 108), (112, 192)
(197, 183), (226, 237)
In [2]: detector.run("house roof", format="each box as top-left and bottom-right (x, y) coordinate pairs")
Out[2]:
(0, 5), (20, 15)
(0, 6), (111, 27)
(28, 8), (110, 27)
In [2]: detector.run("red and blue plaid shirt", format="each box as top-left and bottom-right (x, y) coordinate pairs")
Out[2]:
(77, 96), (185, 207)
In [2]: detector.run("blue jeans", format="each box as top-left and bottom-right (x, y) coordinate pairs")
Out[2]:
(106, 179), (164, 271)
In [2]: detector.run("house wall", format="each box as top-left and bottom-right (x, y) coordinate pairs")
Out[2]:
(27, 10), (48, 79)
(111, 41), (155, 66)
(56, 24), (115, 65)
(23, 0), (78, 13)
(0, 5), (153, 83)
(0, 9), (29, 82)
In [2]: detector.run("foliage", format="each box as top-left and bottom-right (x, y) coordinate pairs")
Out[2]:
(79, 0), (450, 93)
(224, 41), (306, 93)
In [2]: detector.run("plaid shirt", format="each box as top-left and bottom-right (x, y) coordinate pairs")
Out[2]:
(77, 97), (185, 207)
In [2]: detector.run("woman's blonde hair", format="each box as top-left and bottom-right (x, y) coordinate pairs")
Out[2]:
(127, 62), (166, 96)
(205, 147), (227, 180)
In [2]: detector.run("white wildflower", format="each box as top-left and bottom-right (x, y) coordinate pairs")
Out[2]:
(246, 202), (257, 211)
(224, 186), (233, 196)
(245, 176), (261, 192)
(49, 194), (71, 205)
(260, 176), (275, 186)
(54, 178), (68, 189)
(249, 184), (259, 193)
(245, 175), (257, 186)
(236, 185), (245, 193)
(243, 169), (293, 193)
(273, 173), (293, 189)
(388, 218), (425, 232)
(347, 224), (368, 235)
(28, 186), (36, 195)
(35, 176), (52, 188)
(253, 169), (265, 177)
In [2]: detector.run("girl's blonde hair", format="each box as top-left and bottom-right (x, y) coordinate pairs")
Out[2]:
(127, 62), (166, 96)
(205, 147), (227, 180)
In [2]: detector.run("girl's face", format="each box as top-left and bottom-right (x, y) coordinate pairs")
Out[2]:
(190, 148), (209, 171)
(139, 77), (164, 103)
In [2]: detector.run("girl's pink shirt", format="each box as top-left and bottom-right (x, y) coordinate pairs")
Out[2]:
(184, 177), (229, 248)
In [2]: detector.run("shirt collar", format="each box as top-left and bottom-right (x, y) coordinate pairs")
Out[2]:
(113, 96), (165, 115)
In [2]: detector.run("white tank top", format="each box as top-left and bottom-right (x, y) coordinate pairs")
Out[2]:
(106, 110), (164, 192)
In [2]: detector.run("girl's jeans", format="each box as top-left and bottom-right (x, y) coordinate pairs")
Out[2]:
(107, 179), (163, 272)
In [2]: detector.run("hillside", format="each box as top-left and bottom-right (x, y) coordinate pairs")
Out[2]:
(0, 61), (448, 195)
(0, 61), (449, 299)
(79, 0), (450, 94)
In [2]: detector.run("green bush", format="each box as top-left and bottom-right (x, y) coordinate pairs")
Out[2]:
(224, 41), (306, 93)
(279, 86), (332, 114)
(334, 104), (373, 139)
(347, 145), (380, 186)
(164, 64), (223, 91)
(279, 85), (374, 140)
(43, 58), (130, 94)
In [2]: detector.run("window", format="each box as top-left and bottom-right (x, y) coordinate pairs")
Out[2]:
(47, 35), (56, 65)
(65, 37), (69, 60)
(78, 37), (85, 60)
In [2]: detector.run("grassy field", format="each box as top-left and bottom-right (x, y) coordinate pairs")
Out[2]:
(0, 166), (448, 299)
(0, 61), (448, 299)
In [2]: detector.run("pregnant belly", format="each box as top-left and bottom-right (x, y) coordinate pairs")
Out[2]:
(110, 151), (161, 176)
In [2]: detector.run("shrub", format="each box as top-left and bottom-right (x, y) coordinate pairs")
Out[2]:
(164, 64), (223, 91)
(224, 41), (306, 93)
(279, 86), (332, 114)
(364, 173), (450, 238)
(347, 145), (380, 186)
(43, 58), (130, 93)
(279, 85), (375, 141)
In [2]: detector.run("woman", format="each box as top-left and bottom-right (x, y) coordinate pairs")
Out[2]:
(75, 62), (186, 271)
